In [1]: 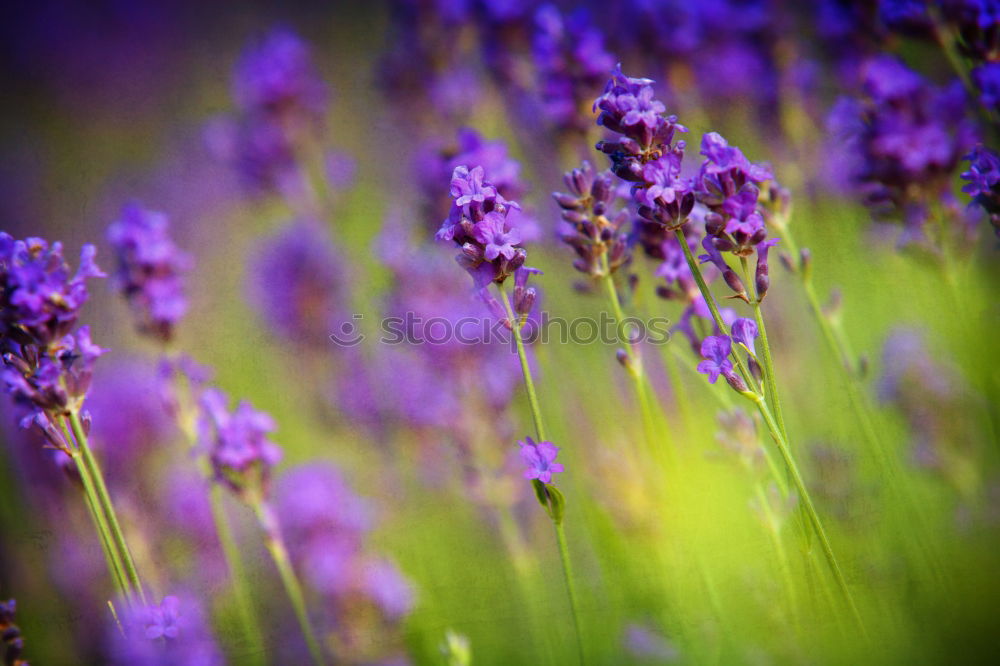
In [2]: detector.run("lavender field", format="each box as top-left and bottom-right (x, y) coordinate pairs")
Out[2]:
(0, 1), (998, 664)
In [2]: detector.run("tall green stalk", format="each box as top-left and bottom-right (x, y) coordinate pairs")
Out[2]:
(674, 228), (865, 634)
(598, 253), (660, 449)
(68, 410), (146, 606)
(498, 283), (586, 666)
(252, 501), (328, 666)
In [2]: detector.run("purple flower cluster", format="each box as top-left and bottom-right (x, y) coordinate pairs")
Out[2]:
(552, 160), (632, 279)
(275, 464), (413, 657)
(213, 29), (328, 195)
(961, 144), (1000, 237)
(518, 436), (564, 484)
(107, 593), (224, 666)
(594, 66), (782, 303)
(437, 165), (535, 288)
(246, 220), (345, 345)
(197, 389), (282, 500)
(106, 203), (192, 343)
(696, 317), (758, 393)
(828, 56), (975, 243)
(0, 234), (106, 427)
(532, 4), (614, 133)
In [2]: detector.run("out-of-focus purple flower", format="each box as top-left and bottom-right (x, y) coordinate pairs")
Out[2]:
(961, 144), (1000, 237)
(972, 63), (1000, 113)
(532, 4), (614, 133)
(731, 318), (758, 356)
(696, 335), (734, 384)
(553, 160), (633, 278)
(623, 622), (679, 662)
(87, 358), (175, 482)
(247, 220), (344, 345)
(198, 389), (282, 500)
(0, 598), (27, 665)
(0, 233), (104, 347)
(518, 436), (564, 484)
(828, 56), (976, 245)
(108, 593), (224, 666)
(363, 558), (416, 620)
(233, 28), (327, 118)
(106, 203), (191, 342)
(276, 463), (373, 542)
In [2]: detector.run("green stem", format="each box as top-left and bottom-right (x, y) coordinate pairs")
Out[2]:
(740, 257), (789, 443)
(753, 483), (797, 626)
(674, 229), (759, 394)
(210, 486), (267, 664)
(68, 410), (146, 605)
(599, 253), (661, 449)
(555, 523), (587, 666)
(253, 502), (328, 666)
(497, 282), (586, 665)
(750, 394), (865, 635)
(66, 444), (131, 603)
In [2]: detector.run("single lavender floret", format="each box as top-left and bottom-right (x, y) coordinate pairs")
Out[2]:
(518, 435), (564, 484)
(696, 335), (734, 385)
(106, 203), (192, 343)
(731, 318), (758, 356)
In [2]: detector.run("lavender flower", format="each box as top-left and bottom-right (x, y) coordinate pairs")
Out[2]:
(828, 56), (975, 245)
(106, 203), (191, 342)
(731, 318), (758, 356)
(107, 593), (224, 665)
(0, 599), (27, 666)
(696, 335), (734, 385)
(198, 389), (282, 500)
(972, 63), (1000, 113)
(553, 160), (633, 278)
(436, 165), (530, 287)
(961, 144), (1000, 237)
(0, 233), (104, 347)
(246, 220), (344, 344)
(532, 4), (614, 133)
(518, 436), (564, 484)
(233, 28), (327, 119)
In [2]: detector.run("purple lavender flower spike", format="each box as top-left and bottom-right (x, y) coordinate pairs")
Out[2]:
(731, 318), (758, 356)
(106, 202), (192, 342)
(198, 388), (282, 500)
(0, 233), (104, 348)
(233, 28), (327, 118)
(437, 164), (528, 286)
(972, 63), (1000, 113)
(518, 436), (564, 484)
(697, 335), (734, 384)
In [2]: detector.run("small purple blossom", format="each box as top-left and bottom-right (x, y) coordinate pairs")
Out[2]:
(731, 318), (758, 356)
(106, 203), (192, 342)
(696, 335), (734, 385)
(198, 389), (282, 499)
(233, 28), (327, 117)
(518, 436), (564, 484)
(108, 593), (224, 666)
(961, 144), (1000, 237)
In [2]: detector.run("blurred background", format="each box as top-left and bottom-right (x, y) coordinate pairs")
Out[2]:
(0, 0), (998, 664)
